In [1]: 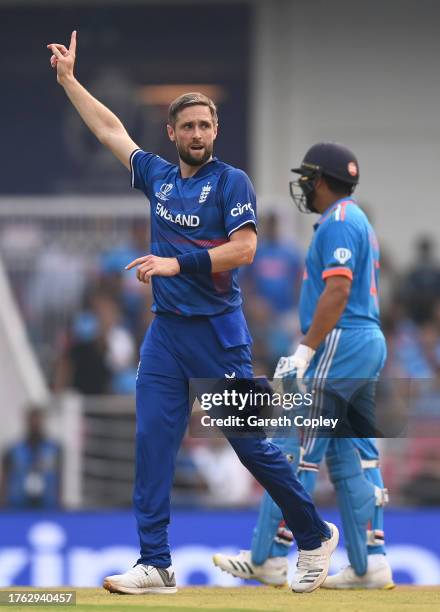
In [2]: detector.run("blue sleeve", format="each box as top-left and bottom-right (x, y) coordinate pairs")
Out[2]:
(221, 168), (257, 237)
(130, 149), (169, 196)
(318, 220), (358, 281)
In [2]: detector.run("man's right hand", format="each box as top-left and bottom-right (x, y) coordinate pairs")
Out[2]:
(46, 29), (139, 171)
(47, 30), (77, 85)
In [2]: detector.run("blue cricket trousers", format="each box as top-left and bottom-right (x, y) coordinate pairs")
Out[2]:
(134, 311), (329, 567)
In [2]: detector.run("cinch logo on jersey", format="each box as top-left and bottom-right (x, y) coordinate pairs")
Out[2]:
(155, 202), (200, 227)
(155, 183), (173, 202)
(334, 248), (352, 264)
(199, 182), (212, 204)
(231, 202), (255, 217)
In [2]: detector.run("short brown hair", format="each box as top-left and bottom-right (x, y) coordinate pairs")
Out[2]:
(168, 92), (218, 126)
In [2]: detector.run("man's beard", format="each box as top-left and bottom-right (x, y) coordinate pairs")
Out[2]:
(176, 142), (213, 167)
(305, 191), (319, 213)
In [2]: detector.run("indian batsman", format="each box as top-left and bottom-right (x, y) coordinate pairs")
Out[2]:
(47, 32), (339, 594)
(214, 142), (394, 589)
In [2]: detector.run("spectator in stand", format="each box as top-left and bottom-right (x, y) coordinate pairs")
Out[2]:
(1, 406), (61, 509)
(241, 213), (303, 368)
(172, 436), (210, 506)
(384, 301), (440, 422)
(391, 314), (440, 380)
(242, 294), (295, 373)
(400, 236), (440, 324)
(375, 247), (397, 318)
(53, 289), (137, 395)
(191, 438), (260, 507)
(401, 447), (440, 506)
(26, 241), (88, 332)
(243, 212), (303, 314)
(99, 219), (152, 344)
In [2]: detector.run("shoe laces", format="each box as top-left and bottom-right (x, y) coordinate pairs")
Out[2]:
(133, 564), (154, 576)
(297, 550), (326, 570)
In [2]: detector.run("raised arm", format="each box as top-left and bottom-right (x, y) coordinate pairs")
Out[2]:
(47, 31), (139, 170)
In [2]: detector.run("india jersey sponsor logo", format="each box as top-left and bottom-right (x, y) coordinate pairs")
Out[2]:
(231, 202), (255, 217)
(333, 247), (352, 264)
(199, 182), (212, 204)
(155, 183), (174, 202)
(155, 202), (200, 227)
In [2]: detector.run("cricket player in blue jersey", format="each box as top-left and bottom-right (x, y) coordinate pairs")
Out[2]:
(48, 32), (339, 594)
(214, 142), (394, 589)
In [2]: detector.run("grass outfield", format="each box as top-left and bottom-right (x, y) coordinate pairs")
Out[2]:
(1, 587), (439, 612)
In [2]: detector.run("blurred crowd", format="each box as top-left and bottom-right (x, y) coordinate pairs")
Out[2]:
(51, 221), (152, 396)
(1, 212), (440, 509)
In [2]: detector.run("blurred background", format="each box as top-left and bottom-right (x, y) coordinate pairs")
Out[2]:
(1, 0), (440, 588)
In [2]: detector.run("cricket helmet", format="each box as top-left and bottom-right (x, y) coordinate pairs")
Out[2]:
(290, 142), (359, 213)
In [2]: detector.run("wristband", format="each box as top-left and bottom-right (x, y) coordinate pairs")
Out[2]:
(176, 249), (212, 275)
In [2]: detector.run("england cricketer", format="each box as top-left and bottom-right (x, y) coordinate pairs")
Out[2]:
(213, 142), (394, 589)
(47, 32), (338, 594)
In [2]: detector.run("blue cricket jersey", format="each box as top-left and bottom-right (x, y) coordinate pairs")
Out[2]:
(130, 150), (257, 317)
(299, 198), (381, 334)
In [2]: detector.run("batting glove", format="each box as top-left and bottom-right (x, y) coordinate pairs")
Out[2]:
(274, 344), (316, 393)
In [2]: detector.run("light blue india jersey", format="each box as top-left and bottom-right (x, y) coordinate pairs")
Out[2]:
(299, 198), (381, 334)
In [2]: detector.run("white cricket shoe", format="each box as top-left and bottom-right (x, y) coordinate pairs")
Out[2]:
(212, 550), (288, 587)
(322, 554), (395, 590)
(291, 522), (339, 593)
(103, 564), (177, 594)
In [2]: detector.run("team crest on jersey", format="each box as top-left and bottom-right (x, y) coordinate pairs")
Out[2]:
(156, 183), (173, 202)
(199, 182), (212, 204)
(334, 248), (352, 264)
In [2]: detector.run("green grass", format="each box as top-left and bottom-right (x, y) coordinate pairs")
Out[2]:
(1, 586), (439, 612)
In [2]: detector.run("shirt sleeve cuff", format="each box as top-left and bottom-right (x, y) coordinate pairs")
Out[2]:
(322, 267), (353, 281)
(227, 219), (257, 237)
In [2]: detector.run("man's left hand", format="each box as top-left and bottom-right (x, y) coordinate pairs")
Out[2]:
(125, 255), (180, 284)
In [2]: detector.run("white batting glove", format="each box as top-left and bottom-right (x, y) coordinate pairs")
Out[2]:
(274, 344), (316, 393)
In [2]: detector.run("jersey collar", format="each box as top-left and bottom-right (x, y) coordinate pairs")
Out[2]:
(313, 197), (357, 230)
(178, 157), (218, 181)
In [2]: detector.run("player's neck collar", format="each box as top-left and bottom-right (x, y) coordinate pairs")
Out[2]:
(178, 157), (218, 180)
(318, 196), (356, 223)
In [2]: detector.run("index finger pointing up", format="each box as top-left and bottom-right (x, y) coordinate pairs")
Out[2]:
(69, 30), (77, 53)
